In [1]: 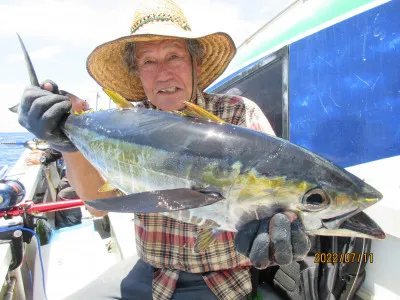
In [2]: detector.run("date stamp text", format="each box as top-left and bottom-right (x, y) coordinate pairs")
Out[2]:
(314, 252), (373, 263)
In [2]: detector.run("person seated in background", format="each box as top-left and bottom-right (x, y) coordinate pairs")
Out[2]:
(54, 176), (82, 229)
(25, 147), (82, 229)
(25, 148), (62, 167)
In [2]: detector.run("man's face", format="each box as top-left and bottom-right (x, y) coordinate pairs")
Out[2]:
(136, 39), (201, 111)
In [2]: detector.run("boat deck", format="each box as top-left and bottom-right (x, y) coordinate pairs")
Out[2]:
(1, 149), (138, 299)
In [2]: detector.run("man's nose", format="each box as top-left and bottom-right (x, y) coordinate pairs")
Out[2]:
(155, 61), (173, 80)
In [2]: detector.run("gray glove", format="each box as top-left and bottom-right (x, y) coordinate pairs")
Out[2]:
(235, 212), (310, 269)
(18, 80), (77, 153)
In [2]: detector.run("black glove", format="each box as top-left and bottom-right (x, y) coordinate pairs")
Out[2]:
(235, 212), (310, 269)
(18, 80), (77, 153)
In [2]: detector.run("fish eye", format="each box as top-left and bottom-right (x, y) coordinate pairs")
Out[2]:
(302, 187), (330, 211)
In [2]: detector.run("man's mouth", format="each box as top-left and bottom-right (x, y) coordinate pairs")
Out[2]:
(158, 87), (180, 94)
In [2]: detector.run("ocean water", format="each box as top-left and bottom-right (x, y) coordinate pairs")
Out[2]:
(0, 132), (35, 169)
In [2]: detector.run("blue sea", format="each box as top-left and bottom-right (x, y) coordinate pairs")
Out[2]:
(0, 132), (35, 169)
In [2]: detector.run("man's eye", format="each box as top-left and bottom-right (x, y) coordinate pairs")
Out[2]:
(169, 55), (179, 61)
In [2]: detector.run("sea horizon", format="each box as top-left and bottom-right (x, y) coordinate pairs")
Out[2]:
(0, 131), (35, 168)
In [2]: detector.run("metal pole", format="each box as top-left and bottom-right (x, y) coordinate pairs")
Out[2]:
(8, 268), (26, 300)
(96, 92), (99, 110)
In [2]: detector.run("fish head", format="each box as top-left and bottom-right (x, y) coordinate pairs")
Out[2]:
(294, 175), (385, 240)
(243, 147), (386, 240)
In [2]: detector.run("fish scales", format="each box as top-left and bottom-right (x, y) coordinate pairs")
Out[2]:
(63, 108), (385, 240)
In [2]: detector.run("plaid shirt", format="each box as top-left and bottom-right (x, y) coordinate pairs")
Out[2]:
(134, 91), (274, 300)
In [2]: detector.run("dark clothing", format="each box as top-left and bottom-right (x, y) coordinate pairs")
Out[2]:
(43, 148), (62, 164)
(55, 177), (82, 229)
(66, 257), (223, 300)
(43, 147), (63, 175)
(57, 176), (71, 192)
(64, 257), (282, 300)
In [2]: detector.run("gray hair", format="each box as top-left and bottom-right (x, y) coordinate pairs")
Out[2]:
(123, 39), (204, 75)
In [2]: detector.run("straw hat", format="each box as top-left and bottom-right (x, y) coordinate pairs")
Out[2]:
(86, 0), (236, 101)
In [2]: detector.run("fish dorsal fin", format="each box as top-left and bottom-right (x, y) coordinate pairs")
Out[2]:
(8, 103), (19, 113)
(194, 227), (222, 253)
(181, 101), (226, 124)
(103, 88), (134, 109)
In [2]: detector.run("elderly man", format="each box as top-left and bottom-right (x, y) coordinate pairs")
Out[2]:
(18, 0), (310, 299)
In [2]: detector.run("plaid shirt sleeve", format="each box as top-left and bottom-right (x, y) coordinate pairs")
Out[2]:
(214, 95), (275, 136)
(239, 97), (276, 136)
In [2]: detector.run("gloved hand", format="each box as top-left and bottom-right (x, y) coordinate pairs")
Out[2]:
(235, 212), (311, 269)
(18, 80), (77, 153)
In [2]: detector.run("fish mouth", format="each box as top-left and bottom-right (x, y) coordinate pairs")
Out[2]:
(319, 180), (383, 232)
(322, 208), (361, 229)
(366, 189), (383, 200)
(319, 210), (386, 239)
(360, 182), (383, 203)
(338, 211), (386, 239)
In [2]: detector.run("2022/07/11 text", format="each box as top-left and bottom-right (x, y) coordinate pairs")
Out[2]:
(314, 252), (374, 263)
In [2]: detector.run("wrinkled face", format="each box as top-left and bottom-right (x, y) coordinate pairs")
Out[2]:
(136, 39), (201, 111)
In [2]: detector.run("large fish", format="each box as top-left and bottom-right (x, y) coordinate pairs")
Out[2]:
(65, 108), (385, 244)
(18, 34), (385, 251)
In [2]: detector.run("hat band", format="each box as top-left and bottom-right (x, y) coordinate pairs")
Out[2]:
(131, 16), (191, 34)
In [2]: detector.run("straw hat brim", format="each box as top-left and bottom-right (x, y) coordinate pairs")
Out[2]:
(87, 25), (236, 101)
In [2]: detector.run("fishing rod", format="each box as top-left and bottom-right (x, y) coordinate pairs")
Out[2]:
(0, 178), (84, 216)
(0, 199), (85, 218)
(0, 178), (83, 300)
(0, 140), (49, 150)
(0, 141), (26, 146)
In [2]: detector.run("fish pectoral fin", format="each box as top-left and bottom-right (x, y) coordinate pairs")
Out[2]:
(180, 102), (227, 124)
(103, 88), (134, 109)
(85, 188), (224, 213)
(194, 227), (221, 253)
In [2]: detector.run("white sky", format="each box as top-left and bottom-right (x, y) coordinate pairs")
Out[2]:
(0, 0), (294, 132)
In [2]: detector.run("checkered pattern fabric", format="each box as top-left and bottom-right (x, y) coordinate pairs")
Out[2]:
(134, 91), (274, 299)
